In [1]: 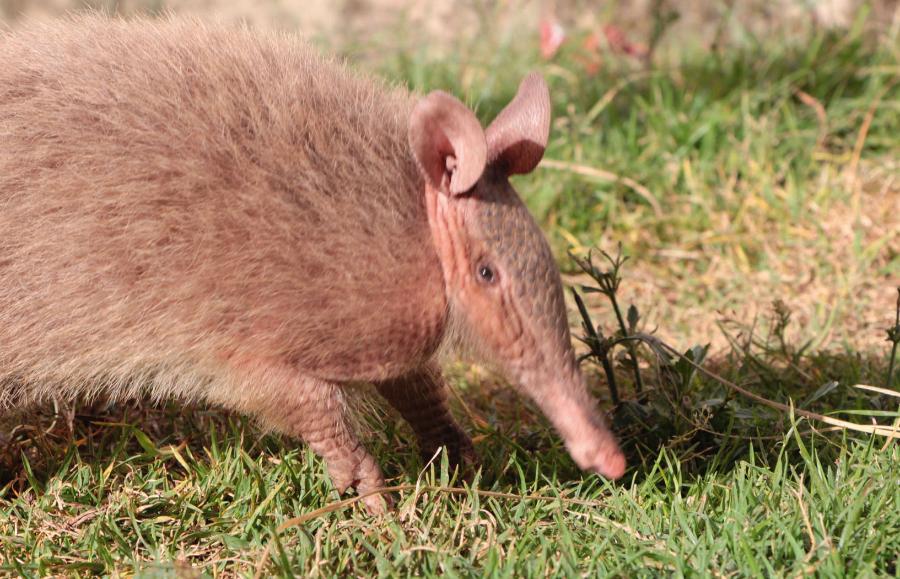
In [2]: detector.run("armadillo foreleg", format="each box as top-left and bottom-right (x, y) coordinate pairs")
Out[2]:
(245, 368), (389, 514)
(376, 365), (476, 473)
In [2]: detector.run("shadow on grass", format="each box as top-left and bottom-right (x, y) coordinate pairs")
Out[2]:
(2, 344), (894, 500)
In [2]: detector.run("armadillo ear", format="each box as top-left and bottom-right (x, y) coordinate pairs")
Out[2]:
(409, 91), (487, 195)
(485, 73), (551, 176)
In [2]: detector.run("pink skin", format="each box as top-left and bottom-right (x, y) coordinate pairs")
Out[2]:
(2, 17), (623, 517)
(411, 75), (626, 481)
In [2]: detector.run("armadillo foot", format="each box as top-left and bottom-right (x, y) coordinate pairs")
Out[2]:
(419, 423), (479, 480)
(326, 447), (392, 514)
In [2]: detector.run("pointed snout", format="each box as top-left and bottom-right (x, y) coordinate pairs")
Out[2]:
(517, 369), (627, 480)
(553, 393), (627, 480)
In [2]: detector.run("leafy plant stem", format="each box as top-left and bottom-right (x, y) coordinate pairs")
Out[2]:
(608, 289), (645, 395)
(885, 288), (900, 388)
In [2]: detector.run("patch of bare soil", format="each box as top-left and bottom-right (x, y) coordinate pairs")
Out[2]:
(569, 164), (899, 356)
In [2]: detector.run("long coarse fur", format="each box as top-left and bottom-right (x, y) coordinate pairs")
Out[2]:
(0, 16), (449, 410)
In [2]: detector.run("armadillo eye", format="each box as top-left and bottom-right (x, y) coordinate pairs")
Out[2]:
(477, 264), (496, 284)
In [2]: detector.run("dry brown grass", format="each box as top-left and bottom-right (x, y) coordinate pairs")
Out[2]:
(569, 162), (898, 354)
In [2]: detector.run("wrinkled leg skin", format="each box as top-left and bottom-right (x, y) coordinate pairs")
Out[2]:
(376, 365), (477, 474)
(240, 364), (390, 514)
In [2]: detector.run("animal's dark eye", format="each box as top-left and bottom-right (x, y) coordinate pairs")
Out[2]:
(477, 264), (496, 284)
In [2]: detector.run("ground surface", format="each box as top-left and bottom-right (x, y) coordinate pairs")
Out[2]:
(1, 2), (899, 577)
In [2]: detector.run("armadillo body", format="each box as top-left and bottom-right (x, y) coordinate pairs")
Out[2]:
(1, 17), (625, 512)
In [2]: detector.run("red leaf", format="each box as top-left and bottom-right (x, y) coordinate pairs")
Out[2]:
(539, 19), (566, 60)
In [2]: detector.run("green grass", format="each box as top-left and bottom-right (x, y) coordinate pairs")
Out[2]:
(2, 7), (900, 577)
(2, 348), (899, 576)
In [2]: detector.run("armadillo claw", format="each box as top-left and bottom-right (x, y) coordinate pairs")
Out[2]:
(327, 450), (389, 510)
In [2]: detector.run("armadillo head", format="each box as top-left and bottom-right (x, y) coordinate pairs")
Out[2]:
(409, 74), (625, 480)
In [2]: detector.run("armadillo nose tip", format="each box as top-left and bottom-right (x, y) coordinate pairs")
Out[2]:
(570, 436), (627, 480)
(595, 448), (627, 480)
